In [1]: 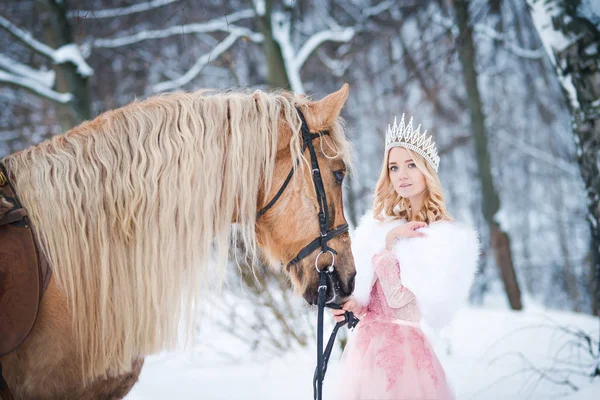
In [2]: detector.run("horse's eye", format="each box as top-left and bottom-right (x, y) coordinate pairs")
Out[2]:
(334, 170), (345, 184)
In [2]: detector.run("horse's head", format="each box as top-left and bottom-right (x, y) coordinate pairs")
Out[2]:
(256, 84), (355, 305)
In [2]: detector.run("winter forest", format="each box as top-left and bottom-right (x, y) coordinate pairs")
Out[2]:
(1, 0), (599, 399)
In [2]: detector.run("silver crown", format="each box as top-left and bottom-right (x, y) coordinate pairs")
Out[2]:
(385, 114), (440, 172)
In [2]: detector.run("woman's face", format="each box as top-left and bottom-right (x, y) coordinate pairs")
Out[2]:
(388, 147), (427, 199)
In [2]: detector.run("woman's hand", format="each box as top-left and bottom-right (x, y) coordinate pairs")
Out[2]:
(385, 221), (427, 250)
(330, 296), (363, 323)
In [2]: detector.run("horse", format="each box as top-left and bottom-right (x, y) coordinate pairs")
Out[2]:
(0, 84), (356, 399)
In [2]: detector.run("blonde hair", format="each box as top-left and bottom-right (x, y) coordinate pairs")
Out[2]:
(2, 89), (351, 379)
(372, 147), (452, 223)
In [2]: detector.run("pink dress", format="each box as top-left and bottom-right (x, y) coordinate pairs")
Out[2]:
(336, 250), (455, 400)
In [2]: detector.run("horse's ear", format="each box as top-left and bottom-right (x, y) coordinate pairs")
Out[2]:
(306, 83), (349, 131)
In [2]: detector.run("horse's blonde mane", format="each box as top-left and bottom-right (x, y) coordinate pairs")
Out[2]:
(3, 89), (351, 379)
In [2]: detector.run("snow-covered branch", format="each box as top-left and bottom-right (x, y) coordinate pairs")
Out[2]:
(272, 11), (354, 93)
(0, 15), (93, 77)
(252, 0), (266, 17)
(296, 27), (355, 71)
(268, 1), (400, 93)
(0, 14), (59, 59)
(432, 13), (546, 60)
(67, 0), (181, 19)
(93, 9), (261, 49)
(53, 44), (94, 77)
(317, 48), (351, 77)
(153, 32), (244, 92)
(496, 129), (579, 177)
(0, 54), (55, 87)
(338, 0), (402, 24)
(474, 23), (546, 59)
(362, 0), (397, 18)
(91, 8), (265, 93)
(0, 70), (72, 104)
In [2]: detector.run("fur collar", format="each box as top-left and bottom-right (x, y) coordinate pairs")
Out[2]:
(350, 211), (480, 331)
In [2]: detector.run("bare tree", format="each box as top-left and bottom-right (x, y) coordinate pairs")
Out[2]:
(0, 0), (93, 129)
(527, 0), (600, 316)
(453, 0), (523, 310)
(88, 0), (359, 94)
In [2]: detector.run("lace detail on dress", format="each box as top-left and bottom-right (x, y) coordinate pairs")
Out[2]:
(355, 320), (407, 392)
(336, 251), (454, 399)
(372, 250), (416, 309)
(409, 329), (439, 387)
(365, 250), (421, 322)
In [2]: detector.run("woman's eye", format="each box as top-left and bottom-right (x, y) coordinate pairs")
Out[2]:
(408, 163), (416, 169)
(334, 170), (345, 184)
(389, 166), (398, 171)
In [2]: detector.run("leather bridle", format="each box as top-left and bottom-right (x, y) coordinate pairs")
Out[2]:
(256, 109), (358, 400)
(257, 109), (349, 272)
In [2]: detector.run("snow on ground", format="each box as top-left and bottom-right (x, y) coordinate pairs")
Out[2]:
(126, 303), (599, 400)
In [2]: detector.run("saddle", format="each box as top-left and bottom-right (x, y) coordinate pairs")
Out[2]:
(0, 166), (51, 357)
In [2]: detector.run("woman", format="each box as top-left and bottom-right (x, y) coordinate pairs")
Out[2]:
(332, 115), (479, 399)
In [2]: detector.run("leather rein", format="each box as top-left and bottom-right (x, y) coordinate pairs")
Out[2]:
(257, 109), (359, 400)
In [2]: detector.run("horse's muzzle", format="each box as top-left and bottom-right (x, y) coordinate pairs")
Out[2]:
(304, 269), (355, 306)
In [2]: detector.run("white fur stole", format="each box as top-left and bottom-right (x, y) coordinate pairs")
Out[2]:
(351, 211), (480, 332)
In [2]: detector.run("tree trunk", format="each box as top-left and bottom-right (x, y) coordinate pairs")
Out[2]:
(453, 0), (523, 310)
(557, 178), (581, 310)
(555, 31), (600, 316)
(41, 0), (92, 130)
(254, 0), (292, 90)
